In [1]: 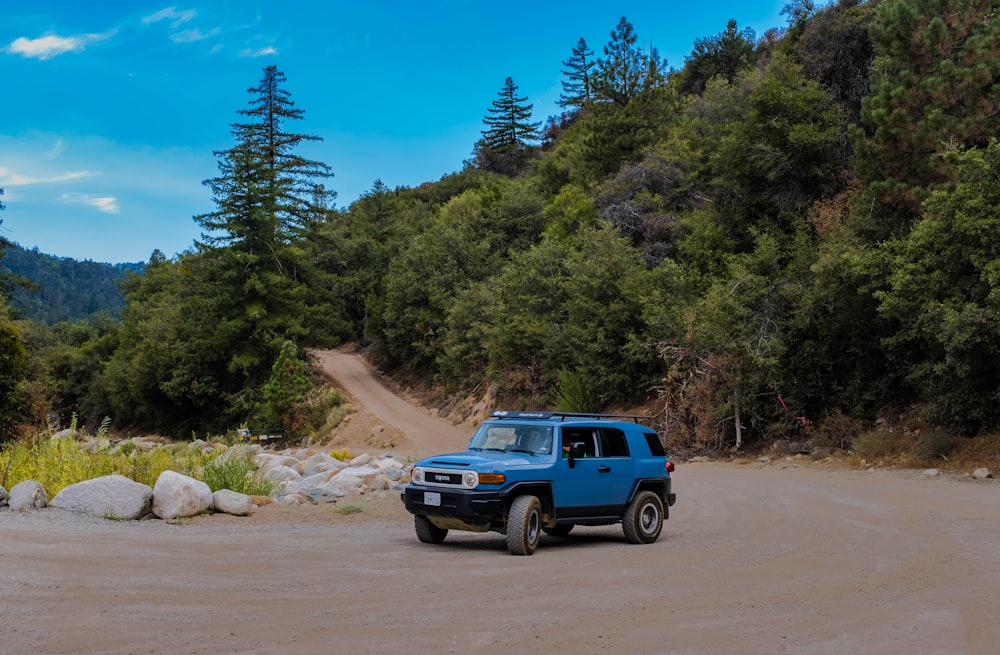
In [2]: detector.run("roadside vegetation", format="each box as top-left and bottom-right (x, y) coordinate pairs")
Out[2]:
(0, 428), (279, 497)
(3, 0), (1000, 474)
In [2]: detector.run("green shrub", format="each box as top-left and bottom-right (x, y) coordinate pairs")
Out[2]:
(552, 367), (598, 413)
(912, 429), (956, 462)
(0, 434), (178, 494)
(0, 432), (275, 497)
(199, 450), (277, 496)
(851, 429), (899, 461)
(336, 502), (365, 515)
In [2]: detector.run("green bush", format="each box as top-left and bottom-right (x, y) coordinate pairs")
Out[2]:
(0, 434), (178, 494)
(0, 433), (275, 497)
(552, 367), (598, 413)
(200, 449), (277, 496)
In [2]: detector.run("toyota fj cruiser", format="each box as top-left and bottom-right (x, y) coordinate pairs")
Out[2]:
(401, 410), (676, 555)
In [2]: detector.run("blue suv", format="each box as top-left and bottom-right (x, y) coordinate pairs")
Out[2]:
(401, 410), (676, 555)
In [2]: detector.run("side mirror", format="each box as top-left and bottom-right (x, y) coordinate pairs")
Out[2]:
(567, 442), (586, 468)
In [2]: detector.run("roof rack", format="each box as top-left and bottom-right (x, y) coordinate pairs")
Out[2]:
(489, 410), (650, 424)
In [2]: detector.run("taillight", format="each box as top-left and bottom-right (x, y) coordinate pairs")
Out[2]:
(666, 460), (675, 473)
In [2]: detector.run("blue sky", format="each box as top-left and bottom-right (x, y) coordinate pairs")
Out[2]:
(1, 1), (788, 264)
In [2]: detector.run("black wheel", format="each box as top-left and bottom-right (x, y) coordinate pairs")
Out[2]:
(542, 524), (574, 537)
(414, 516), (448, 544)
(622, 491), (663, 544)
(507, 495), (542, 555)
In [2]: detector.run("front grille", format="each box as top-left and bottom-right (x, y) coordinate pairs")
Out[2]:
(420, 467), (466, 488)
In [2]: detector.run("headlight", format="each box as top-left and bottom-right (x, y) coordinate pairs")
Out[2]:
(463, 471), (478, 488)
(412, 467), (424, 485)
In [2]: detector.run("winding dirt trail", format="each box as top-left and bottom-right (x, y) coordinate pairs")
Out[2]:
(313, 347), (469, 456)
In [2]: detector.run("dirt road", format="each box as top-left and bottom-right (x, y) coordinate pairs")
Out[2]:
(313, 347), (470, 456)
(2, 350), (999, 655)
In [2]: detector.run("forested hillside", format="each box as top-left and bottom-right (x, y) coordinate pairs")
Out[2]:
(2, 244), (142, 323)
(2, 0), (999, 458)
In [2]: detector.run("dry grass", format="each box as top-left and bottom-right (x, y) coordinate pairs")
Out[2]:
(849, 427), (1000, 473)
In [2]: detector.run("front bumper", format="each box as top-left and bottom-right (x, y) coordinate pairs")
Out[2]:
(401, 486), (503, 524)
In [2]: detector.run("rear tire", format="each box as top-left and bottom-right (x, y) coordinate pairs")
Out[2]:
(414, 516), (448, 544)
(507, 495), (542, 555)
(622, 491), (663, 544)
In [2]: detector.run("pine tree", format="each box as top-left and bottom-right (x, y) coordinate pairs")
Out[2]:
(197, 65), (334, 257)
(475, 77), (541, 175)
(853, 0), (1000, 238)
(558, 38), (596, 109)
(184, 66), (336, 414)
(678, 19), (757, 95)
(593, 17), (665, 106)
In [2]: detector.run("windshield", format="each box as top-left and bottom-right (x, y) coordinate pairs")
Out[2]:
(468, 423), (554, 455)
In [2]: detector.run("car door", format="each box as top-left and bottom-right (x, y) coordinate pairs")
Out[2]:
(554, 425), (615, 517)
(598, 427), (634, 506)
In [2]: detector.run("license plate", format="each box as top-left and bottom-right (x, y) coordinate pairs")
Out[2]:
(423, 491), (441, 507)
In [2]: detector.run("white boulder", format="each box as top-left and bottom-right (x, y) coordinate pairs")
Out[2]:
(8, 480), (48, 510)
(212, 489), (254, 516)
(50, 475), (152, 520)
(152, 470), (214, 519)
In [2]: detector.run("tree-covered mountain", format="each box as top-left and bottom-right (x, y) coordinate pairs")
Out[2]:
(2, 244), (143, 324)
(3, 0), (1000, 456)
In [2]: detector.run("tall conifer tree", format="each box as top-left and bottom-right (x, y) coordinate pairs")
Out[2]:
(592, 17), (665, 106)
(192, 65), (335, 391)
(559, 38), (596, 109)
(475, 77), (541, 175)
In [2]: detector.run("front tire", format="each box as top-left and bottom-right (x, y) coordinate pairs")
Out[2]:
(622, 491), (663, 544)
(507, 495), (542, 555)
(414, 516), (448, 544)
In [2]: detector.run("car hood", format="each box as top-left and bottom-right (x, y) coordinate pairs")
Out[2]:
(416, 450), (543, 469)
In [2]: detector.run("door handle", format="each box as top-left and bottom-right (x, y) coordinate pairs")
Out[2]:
(597, 465), (611, 473)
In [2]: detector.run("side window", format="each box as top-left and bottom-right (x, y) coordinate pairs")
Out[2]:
(600, 428), (629, 457)
(561, 427), (598, 457)
(642, 432), (665, 456)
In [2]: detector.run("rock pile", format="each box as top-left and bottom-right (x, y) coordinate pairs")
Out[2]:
(255, 449), (408, 506)
(0, 443), (410, 521)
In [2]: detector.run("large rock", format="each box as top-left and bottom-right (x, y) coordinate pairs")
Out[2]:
(212, 489), (253, 516)
(152, 470), (214, 519)
(262, 465), (302, 484)
(0, 484), (8, 507)
(50, 475), (153, 520)
(302, 452), (345, 477)
(8, 480), (48, 510)
(972, 467), (992, 480)
(255, 452), (303, 473)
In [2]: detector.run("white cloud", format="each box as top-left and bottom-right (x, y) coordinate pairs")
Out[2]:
(58, 193), (121, 214)
(42, 138), (66, 159)
(171, 27), (220, 43)
(142, 7), (197, 28)
(88, 197), (121, 214)
(239, 45), (278, 58)
(8, 34), (84, 60)
(1, 169), (94, 187)
(7, 31), (116, 60)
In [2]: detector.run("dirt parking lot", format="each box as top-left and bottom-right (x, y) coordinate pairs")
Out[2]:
(3, 461), (998, 655)
(2, 349), (998, 654)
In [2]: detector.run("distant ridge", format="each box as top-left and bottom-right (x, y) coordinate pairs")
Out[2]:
(1, 242), (145, 324)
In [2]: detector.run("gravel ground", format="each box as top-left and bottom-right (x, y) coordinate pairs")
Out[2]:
(2, 348), (998, 654)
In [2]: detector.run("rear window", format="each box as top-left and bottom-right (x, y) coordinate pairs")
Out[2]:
(642, 432), (665, 456)
(600, 428), (630, 457)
